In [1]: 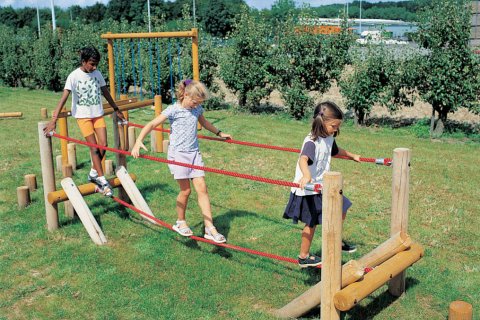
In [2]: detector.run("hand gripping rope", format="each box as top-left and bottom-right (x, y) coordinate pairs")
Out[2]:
(127, 122), (392, 166)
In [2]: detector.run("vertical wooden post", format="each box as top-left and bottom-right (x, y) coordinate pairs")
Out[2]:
(191, 28), (202, 131)
(154, 95), (163, 152)
(112, 113), (128, 201)
(67, 143), (77, 173)
(105, 159), (114, 176)
(128, 126), (136, 152)
(119, 94), (129, 150)
(107, 33), (116, 99)
(58, 116), (69, 166)
(56, 155), (63, 172)
(388, 148), (411, 296)
(448, 301), (473, 320)
(24, 174), (37, 192)
(321, 172), (343, 320)
(62, 164), (75, 218)
(40, 108), (48, 119)
(38, 122), (59, 231)
(17, 186), (31, 209)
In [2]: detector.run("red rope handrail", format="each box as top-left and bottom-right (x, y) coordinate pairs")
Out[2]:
(51, 133), (302, 189)
(128, 122), (392, 166)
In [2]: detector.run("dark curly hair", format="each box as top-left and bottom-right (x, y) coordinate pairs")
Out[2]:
(79, 46), (101, 63)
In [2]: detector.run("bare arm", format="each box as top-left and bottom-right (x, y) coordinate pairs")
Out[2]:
(43, 89), (70, 135)
(131, 114), (168, 158)
(337, 147), (361, 162)
(198, 114), (231, 139)
(101, 86), (125, 122)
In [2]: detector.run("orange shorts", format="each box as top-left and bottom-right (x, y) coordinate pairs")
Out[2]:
(76, 117), (106, 137)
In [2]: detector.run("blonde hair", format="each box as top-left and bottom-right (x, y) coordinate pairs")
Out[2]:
(311, 101), (344, 140)
(175, 79), (209, 103)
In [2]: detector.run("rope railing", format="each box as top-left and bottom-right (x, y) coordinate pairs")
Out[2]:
(50, 133), (305, 189)
(127, 121), (392, 166)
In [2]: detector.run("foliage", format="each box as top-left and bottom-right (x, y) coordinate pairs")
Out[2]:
(197, 0), (242, 38)
(339, 45), (415, 125)
(219, 6), (273, 111)
(412, 0), (480, 136)
(272, 15), (353, 119)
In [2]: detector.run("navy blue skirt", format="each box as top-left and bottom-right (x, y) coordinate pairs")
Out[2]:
(283, 192), (352, 227)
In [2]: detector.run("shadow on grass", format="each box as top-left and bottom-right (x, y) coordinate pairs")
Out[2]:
(300, 276), (420, 319)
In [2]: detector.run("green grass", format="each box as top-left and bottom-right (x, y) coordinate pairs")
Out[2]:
(0, 86), (478, 319)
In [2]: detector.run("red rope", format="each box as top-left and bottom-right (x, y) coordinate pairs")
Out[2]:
(128, 122), (392, 166)
(111, 196), (305, 266)
(51, 133), (300, 189)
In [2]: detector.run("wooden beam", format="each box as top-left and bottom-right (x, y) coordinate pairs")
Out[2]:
(57, 98), (139, 118)
(334, 243), (424, 312)
(116, 166), (157, 224)
(47, 174), (136, 205)
(61, 178), (107, 245)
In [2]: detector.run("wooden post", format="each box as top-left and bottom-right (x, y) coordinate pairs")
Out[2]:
(448, 301), (473, 320)
(321, 172), (343, 320)
(107, 34), (116, 99)
(389, 148), (411, 296)
(128, 126), (136, 152)
(56, 155), (63, 172)
(116, 166), (157, 224)
(40, 108), (48, 119)
(67, 143), (77, 173)
(112, 111), (128, 202)
(58, 113), (69, 167)
(62, 164), (75, 218)
(120, 94), (129, 151)
(105, 159), (114, 176)
(24, 174), (37, 192)
(0, 112), (22, 118)
(17, 186), (31, 209)
(61, 178), (107, 245)
(334, 243), (424, 311)
(154, 95), (163, 152)
(38, 122), (58, 231)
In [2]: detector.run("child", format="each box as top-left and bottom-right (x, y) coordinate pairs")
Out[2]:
(44, 46), (126, 197)
(283, 101), (360, 268)
(131, 79), (230, 243)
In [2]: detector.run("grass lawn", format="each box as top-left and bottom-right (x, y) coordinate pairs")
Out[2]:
(0, 86), (478, 319)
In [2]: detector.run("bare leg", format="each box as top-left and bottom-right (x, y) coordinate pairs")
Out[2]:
(191, 177), (215, 228)
(85, 133), (104, 177)
(300, 225), (317, 258)
(176, 179), (191, 222)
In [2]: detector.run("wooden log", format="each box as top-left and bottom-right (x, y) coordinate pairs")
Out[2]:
(357, 231), (412, 268)
(128, 126), (136, 152)
(105, 159), (114, 176)
(150, 130), (157, 152)
(0, 112), (22, 118)
(38, 122), (58, 231)
(275, 231), (410, 318)
(61, 178), (107, 245)
(389, 148), (411, 296)
(56, 155), (63, 172)
(24, 174), (37, 192)
(17, 186), (31, 209)
(56, 98), (138, 118)
(275, 260), (364, 318)
(40, 108), (48, 119)
(154, 95), (164, 152)
(321, 172), (343, 320)
(112, 112), (128, 202)
(62, 164), (75, 218)
(448, 301), (473, 320)
(47, 174), (136, 205)
(67, 143), (77, 172)
(116, 166), (156, 224)
(334, 243), (424, 312)
(163, 140), (169, 153)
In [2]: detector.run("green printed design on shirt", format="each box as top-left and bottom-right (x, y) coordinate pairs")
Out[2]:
(76, 78), (101, 107)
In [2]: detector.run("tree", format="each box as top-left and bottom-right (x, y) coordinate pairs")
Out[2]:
(220, 6), (273, 111)
(413, 0), (480, 136)
(198, 0), (241, 37)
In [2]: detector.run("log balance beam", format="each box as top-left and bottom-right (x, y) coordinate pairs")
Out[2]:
(47, 174), (136, 205)
(0, 112), (23, 118)
(334, 242), (424, 311)
(275, 231), (412, 318)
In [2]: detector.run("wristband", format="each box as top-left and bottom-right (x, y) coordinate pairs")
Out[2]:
(216, 129), (222, 136)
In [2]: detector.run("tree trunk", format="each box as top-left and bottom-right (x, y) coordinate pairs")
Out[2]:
(354, 109), (365, 126)
(430, 105), (446, 137)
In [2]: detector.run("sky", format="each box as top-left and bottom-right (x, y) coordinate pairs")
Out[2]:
(1, 0), (403, 10)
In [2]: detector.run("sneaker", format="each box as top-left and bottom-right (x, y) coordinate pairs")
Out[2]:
(298, 254), (322, 268)
(88, 173), (98, 183)
(342, 240), (357, 253)
(96, 181), (113, 197)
